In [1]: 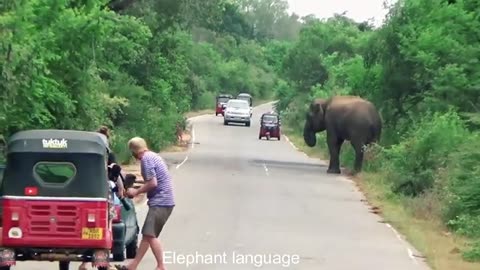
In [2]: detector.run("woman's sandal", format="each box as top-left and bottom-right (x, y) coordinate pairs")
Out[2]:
(114, 265), (129, 270)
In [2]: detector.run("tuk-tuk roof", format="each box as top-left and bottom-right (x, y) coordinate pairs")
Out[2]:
(262, 112), (278, 117)
(217, 94), (233, 98)
(237, 93), (252, 97)
(7, 129), (109, 155)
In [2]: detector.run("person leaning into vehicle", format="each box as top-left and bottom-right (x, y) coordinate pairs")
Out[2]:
(78, 126), (124, 270)
(97, 125), (117, 165)
(96, 126), (125, 193)
(79, 126), (125, 270)
(115, 137), (175, 270)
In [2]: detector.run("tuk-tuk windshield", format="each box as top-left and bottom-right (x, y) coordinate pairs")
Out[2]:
(35, 162), (77, 185)
(262, 115), (278, 123)
(217, 97), (230, 103)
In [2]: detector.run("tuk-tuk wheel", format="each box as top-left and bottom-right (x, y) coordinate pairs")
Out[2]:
(59, 261), (69, 270)
(126, 237), (138, 259)
(0, 266), (10, 270)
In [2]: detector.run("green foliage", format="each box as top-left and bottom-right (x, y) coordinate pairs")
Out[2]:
(1, 0), (289, 163)
(381, 110), (469, 197)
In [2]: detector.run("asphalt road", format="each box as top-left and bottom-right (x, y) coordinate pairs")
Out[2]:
(13, 102), (431, 270)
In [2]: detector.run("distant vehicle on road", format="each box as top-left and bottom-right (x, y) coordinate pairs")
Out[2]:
(215, 94), (233, 116)
(224, 99), (251, 127)
(259, 112), (281, 140)
(237, 93), (253, 117)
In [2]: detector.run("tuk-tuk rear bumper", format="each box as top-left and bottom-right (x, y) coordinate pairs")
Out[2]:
(1, 197), (113, 250)
(0, 247), (110, 266)
(216, 106), (226, 115)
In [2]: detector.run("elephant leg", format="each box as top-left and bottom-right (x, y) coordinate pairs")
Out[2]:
(327, 133), (344, 174)
(351, 140), (365, 174)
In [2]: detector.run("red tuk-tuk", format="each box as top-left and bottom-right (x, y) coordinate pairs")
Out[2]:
(215, 94), (233, 116)
(258, 112), (281, 140)
(0, 129), (116, 269)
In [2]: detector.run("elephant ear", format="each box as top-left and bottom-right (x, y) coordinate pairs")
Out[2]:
(310, 101), (323, 114)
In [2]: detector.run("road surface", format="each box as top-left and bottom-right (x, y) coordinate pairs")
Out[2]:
(13, 102), (431, 269)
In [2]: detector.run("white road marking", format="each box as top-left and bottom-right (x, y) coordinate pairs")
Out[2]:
(284, 135), (298, 150)
(385, 223), (419, 264)
(284, 135), (312, 158)
(408, 248), (418, 264)
(176, 155), (189, 169)
(263, 163), (269, 176)
(176, 126), (195, 170)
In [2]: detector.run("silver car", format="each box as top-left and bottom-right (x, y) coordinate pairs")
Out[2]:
(223, 99), (251, 127)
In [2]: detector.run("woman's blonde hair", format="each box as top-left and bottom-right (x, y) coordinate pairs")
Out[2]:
(128, 137), (148, 154)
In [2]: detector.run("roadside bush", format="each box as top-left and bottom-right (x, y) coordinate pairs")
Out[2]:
(195, 91), (216, 110)
(380, 110), (469, 197)
(274, 80), (295, 113)
(442, 133), (480, 261)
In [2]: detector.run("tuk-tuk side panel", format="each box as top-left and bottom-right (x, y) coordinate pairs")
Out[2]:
(2, 198), (112, 249)
(2, 153), (109, 198)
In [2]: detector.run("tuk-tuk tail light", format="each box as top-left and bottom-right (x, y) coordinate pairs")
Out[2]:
(24, 186), (38, 196)
(112, 205), (122, 223)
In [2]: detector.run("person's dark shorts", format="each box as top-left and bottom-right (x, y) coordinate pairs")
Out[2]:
(141, 206), (174, 237)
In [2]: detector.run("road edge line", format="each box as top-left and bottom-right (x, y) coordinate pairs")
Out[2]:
(385, 223), (419, 264)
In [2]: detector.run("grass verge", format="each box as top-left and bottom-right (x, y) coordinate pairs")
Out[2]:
(283, 127), (480, 270)
(185, 109), (214, 118)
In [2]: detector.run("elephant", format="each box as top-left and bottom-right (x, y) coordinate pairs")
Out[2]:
(303, 95), (382, 174)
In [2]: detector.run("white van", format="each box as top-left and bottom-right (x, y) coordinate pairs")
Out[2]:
(223, 99), (252, 127)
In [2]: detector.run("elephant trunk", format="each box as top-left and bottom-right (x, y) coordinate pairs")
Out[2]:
(303, 123), (317, 147)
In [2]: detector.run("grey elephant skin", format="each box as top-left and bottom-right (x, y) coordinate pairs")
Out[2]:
(303, 95), (382, 174)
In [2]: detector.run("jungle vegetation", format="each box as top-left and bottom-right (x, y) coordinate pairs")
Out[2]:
(1, 0), (480, 267)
